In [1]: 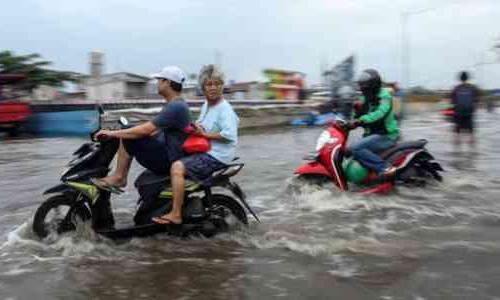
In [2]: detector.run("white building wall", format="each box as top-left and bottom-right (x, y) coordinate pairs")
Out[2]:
(86, 81), (126, 101)
(32, 85), (59, 101)
(103, 81), (126, 100)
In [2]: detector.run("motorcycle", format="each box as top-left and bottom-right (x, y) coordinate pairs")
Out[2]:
(294, 116), (443, 194)
(32, 117), (259, 240)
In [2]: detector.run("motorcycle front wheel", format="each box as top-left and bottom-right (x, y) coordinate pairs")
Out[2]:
(296, 174), (330, 186)
(32, 194), (91, 239)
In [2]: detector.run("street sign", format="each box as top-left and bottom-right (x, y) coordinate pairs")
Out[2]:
(324, 55), (356, 116)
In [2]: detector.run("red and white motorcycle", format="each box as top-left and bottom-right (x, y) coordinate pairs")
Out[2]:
(294, 117), (443, 194)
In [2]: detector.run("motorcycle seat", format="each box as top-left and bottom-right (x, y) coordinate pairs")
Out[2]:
(134, 170), (198, 188)
(134, 162), (245, 191)
(134, 170), (200, 198)
(379, 139), (428, 159)
(134, 170), (169, 189)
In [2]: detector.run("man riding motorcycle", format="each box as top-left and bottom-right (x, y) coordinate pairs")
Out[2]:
(348, 69), (399, 177)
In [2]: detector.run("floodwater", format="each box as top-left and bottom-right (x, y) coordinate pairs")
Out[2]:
(1, 110), (500, 300)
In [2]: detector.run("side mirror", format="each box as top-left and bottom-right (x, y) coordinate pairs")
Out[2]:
(119, 116), (129, 128)
(97, 104), (105, 115)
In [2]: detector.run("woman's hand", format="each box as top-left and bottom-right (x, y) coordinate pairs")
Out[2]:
(193, 124), (207, 137)
(192, 123), (224, 141)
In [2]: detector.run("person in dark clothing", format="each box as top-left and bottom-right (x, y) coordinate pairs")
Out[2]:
(450, 71), (480, 148)
(93, 65), (191, 188)
(89, 65), (191, 230)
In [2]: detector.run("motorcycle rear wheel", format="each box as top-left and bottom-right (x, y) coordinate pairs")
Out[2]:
(32, 194), (91, 239)
(398, 163), (440, 186)
(210, 194), (248, 231)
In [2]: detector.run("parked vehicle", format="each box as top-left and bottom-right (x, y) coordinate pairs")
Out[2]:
(0, 74), (31, 136)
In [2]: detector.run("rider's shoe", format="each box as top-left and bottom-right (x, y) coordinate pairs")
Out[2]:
(380, 166), (397, 177)
(90, 178), (125, 194)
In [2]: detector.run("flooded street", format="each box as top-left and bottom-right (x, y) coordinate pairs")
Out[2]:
(1, 110), (500, 300)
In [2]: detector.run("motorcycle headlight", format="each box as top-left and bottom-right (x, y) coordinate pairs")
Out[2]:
(315, 130), (338, 151)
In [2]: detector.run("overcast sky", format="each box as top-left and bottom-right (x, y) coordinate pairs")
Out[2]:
(1, 0), (499, 89)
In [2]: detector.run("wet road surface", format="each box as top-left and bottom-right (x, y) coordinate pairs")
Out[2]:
(1, 110), (500, 299)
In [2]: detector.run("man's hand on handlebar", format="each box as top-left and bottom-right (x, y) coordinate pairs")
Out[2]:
(93, 129), (114, 141)
(352, 100), (365, 118)
(347, 119), (363, 130)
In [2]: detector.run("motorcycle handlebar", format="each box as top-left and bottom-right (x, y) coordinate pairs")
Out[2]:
(95, 134), (110, 142)
(345, 122), (358, 130)
(328, 119), (355, 132)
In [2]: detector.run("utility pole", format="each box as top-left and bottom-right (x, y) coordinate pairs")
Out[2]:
(494, 37), (500, 61)
(400, 6), (441, 92)
(214, 50), (222, 68)
(400, 0), (500, 88)
(473, 40), (500, 88)
(401, 12), (410, 91)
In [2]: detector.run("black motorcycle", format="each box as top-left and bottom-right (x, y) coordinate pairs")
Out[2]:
(32, 118), (259, 240)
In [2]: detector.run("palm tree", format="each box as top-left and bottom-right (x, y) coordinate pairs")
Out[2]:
(0, 50), (76, 92)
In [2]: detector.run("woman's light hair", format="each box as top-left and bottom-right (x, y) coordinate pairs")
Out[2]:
(197, 64), (226, 94)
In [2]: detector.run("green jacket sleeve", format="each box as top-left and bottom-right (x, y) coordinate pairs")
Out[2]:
(359, 95), (392, 124)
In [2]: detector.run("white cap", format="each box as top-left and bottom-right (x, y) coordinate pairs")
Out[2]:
(151, 66), (186, 84)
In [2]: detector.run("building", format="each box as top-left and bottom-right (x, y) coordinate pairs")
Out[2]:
(32, 85), (61, 101)
(84, 52), (150, 100)
(85, 72), (150, 100)
(225, 81), (263, 100)
(262, 69), (305, 100)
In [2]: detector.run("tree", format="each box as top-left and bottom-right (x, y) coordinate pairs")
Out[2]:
(0, 50), (76, 92)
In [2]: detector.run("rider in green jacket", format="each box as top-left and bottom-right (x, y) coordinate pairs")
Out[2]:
(348, 69), (400, 177)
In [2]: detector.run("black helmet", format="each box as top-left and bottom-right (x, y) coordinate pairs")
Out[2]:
(357, 69), (382, 95)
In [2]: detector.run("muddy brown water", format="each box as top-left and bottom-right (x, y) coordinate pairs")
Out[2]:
(1, 110), (500, 299)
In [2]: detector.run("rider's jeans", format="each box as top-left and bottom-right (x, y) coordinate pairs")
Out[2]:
(123, 134), (171, 174)
(348, 134), (395, 174)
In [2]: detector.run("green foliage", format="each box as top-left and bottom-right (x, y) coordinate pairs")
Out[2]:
(0, 50), (76, 91)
